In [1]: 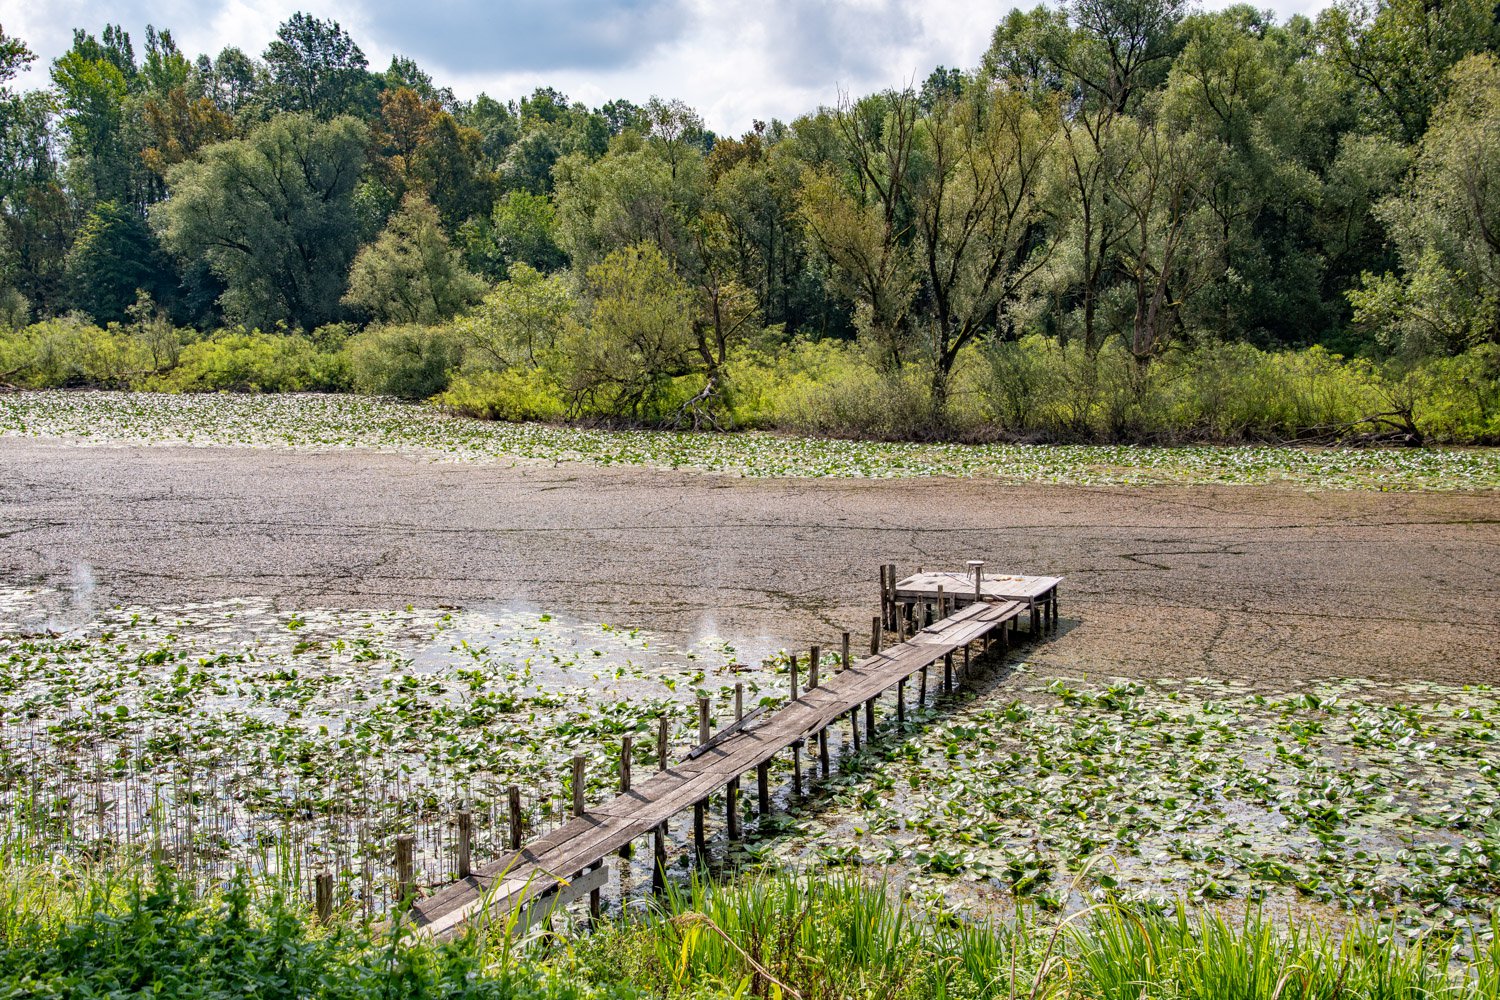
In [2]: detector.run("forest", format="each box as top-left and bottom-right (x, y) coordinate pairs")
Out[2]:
(1, 0), (1498, 443)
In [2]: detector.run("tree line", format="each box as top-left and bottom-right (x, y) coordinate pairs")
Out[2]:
(1, 2), (1497, 439)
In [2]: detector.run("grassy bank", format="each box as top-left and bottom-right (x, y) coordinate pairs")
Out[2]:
(1, 867), (1495, 999)
(3, 390), (1499, 490)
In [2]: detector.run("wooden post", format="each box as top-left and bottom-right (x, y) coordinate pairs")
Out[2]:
(315, 871), (333, 922)
(619, 736), (634, 859)
(937, 584), (945, 623)
(457, 810), (473, 879)
(572, 755), (586, 817)
(850, 704), (862, 751)
(944, 651), (954, 693)
(789, 652), (799, 700)
(897, 678), (906, 727)
(693, 799), (706, 860)
(698, 697), (710, 747)
(734, 682), (744, 721)
(395, 834), (415, 905)
(652, 824), (666, 895)
(865, 697), (876, 741)
(810, 646), (829, 775)
(841, 631), (851, 669)
(918, 664), (927, 705)
(870, 617), (881, 655)
(792, 741), (803, 797)
(658, 716), (669, 770)
(887, 565), (898, 629)
(757, 761), (770, 814)
(726, 777), (740, 841)
(507, 785), (523, 851)
(879, 564), (889, 630)
(589, 860), (602, 922)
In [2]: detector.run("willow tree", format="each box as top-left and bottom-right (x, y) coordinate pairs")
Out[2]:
(800, 85), (1061, 424)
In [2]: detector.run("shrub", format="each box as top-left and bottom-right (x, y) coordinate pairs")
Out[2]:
(434, 369), (567, 422)
(344, 325), (462, 399)
(0, 317), (153, 388)
(155, 331), (347, 393)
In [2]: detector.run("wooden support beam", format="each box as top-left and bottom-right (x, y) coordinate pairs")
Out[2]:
(395, 835), (415, 907)
(507, 785), (522, 851)
(757, 761), (770, 814)
(457, 811), (473, 879)
(315, 871), (333, 923)
(619, 737), (633, 859)
(726, 778), (740, 842)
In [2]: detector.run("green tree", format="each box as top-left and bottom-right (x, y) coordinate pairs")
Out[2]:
(1350, 54), (1500, 354)
(51, 26), (149, 208)
(342, 192), (484, 324)
(564, 242), (697, 418)
(458, 262), (572, 368)
(1316, 0), (1500, 143)
(64, 201), (175, 323)
(262, 13), (375, 119)
(154, 113), (369, 330)
(461, 190), (566, 279)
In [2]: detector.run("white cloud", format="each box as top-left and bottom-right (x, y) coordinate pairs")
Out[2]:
(2, 0), (1338, 135)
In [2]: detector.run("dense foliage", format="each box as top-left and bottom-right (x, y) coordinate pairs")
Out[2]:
(0, 868), (1495, 999)
(2, 3), (1499, 440)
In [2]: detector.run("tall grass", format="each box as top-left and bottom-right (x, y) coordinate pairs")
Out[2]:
(1, 857), (1495, 998)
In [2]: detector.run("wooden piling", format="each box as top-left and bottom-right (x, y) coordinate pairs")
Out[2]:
(871, 617), (881, 655)
(658, 716), (669, 770)
(726, 777), (740, 841)
(619, 737), (634, 859)
(507, 785), (523, 851)
(841, 632), (851, 669)
(897, 678), (906, 727)
(395, 834), (415, 905)
(572, 755), (585, 818)
(734, 682), (744, 721)
(315, 871), (333, 923)
(693, 799), (706, 860)
(865, 697), (876, 741)
(456, 810), (473, 879)
(756, 761), (770, 814)
(698, 697), (710, 747)
(789, 651), (799, 700)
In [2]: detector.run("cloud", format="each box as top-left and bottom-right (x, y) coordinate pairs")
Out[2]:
(360, 0), (690, 73)
(2, 0), (1342, 135)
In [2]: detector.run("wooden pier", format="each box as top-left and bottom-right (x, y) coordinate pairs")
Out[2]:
(405, 567), (1061, 939)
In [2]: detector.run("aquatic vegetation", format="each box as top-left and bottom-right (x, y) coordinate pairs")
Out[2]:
(2, 584), (1495, 938)
(0, 586), (782, 916)
(4, 391), (1498, 489)
(773, 669), (1500, 939)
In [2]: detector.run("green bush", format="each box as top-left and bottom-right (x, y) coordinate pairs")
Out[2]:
(434, 368), (567, 422)
(345, 325), (462, 399)
(0, 317), (156, 389)
(154, 331), (347, 393)
(1405, 345), (1500, 443)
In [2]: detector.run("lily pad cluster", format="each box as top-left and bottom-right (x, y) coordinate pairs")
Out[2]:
(4, 391), (1498, 490)
(771, 670), (1500, 940)
(0, 587), (778, 915)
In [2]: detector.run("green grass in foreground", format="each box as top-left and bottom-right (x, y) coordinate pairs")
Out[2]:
(3, 390), (1499, 490)
(1, 866), (1495, 999)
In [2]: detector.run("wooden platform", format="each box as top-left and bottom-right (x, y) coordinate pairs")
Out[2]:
(406, 596), (1036, 939)
(893, 571), (1062, 633)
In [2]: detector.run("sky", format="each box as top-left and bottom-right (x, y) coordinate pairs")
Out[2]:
(1, 0), (1334, 136)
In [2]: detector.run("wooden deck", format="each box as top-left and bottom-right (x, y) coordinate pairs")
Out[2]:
(406, 595), (1041, 939)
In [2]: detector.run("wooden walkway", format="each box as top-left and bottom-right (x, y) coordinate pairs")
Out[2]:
(408, 594), (1042, 939)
